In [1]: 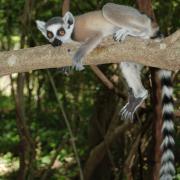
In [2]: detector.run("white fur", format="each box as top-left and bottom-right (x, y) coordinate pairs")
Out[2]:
(120, 62), (148, 98)
(158, 70), (172, 78)
(162, 104), (174, 114)
(46, 24), (62, 42)
(160, 174), (174, 180)
(162, 121), (174, 132)
(162, 86), (173, 97)
(46, 23), (74, 43)
(36, 20), (46, 37)
(63, 12), (74, 24)
(161, 136), (175, 148)
(160, 162), (175, 176)
(161, 150), (174, 163)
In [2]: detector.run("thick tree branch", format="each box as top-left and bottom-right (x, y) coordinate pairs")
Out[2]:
(1, 30), (180, 76)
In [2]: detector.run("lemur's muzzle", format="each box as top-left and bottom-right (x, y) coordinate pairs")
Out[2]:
(52, 38), (62, 47)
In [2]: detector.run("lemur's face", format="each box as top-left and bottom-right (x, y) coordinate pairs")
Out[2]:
(36, 12), (75, 47)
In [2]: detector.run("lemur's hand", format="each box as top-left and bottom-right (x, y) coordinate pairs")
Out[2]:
(72, 50), (85, 71)
(120, 88), (147, 121)
(113, 29), (128, 42)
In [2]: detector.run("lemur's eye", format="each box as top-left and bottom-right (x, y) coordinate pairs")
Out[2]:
(47, 31), (53, 38)
(58, 28), (65, 36)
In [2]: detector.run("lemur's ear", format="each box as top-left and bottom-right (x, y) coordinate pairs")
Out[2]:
(36, 20), (46, 35)
(63, 12), (75, 26)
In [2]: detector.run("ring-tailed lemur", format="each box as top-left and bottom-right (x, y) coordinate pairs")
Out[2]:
(36, 3), (175, 179)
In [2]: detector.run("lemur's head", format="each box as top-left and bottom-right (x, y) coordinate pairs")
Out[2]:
(36, 12), (75, 47)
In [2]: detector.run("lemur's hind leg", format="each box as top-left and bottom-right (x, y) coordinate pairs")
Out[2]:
(120, 62), (148, 120)
(114, 28), (149, 42)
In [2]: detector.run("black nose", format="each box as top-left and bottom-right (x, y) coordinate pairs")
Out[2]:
(51, 39), (62, 47)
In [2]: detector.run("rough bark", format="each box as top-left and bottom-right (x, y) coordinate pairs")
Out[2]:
(151, 69), (163, 180)
(0, 30), (179, 76)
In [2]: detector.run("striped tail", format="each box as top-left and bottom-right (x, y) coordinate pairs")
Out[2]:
(159, 70), (175, 180)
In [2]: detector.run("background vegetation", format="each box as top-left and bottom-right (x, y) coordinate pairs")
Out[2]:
(0, 0), (179, 180)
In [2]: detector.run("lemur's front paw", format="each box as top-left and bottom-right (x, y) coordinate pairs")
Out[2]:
(120, 88), (147, 121)
(113, 29), (128, 42)
(73, 51), (85, 71)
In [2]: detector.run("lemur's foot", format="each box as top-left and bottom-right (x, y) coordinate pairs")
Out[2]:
(73, 51), (85, 71)
(113, 29), (128, 42)
(120, 88), (148, 121)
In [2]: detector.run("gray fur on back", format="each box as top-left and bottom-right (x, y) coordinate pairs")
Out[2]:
(46, 17), (64, 27)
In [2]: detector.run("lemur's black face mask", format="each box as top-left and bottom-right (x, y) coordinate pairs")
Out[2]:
(51, 38), (62, 47)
